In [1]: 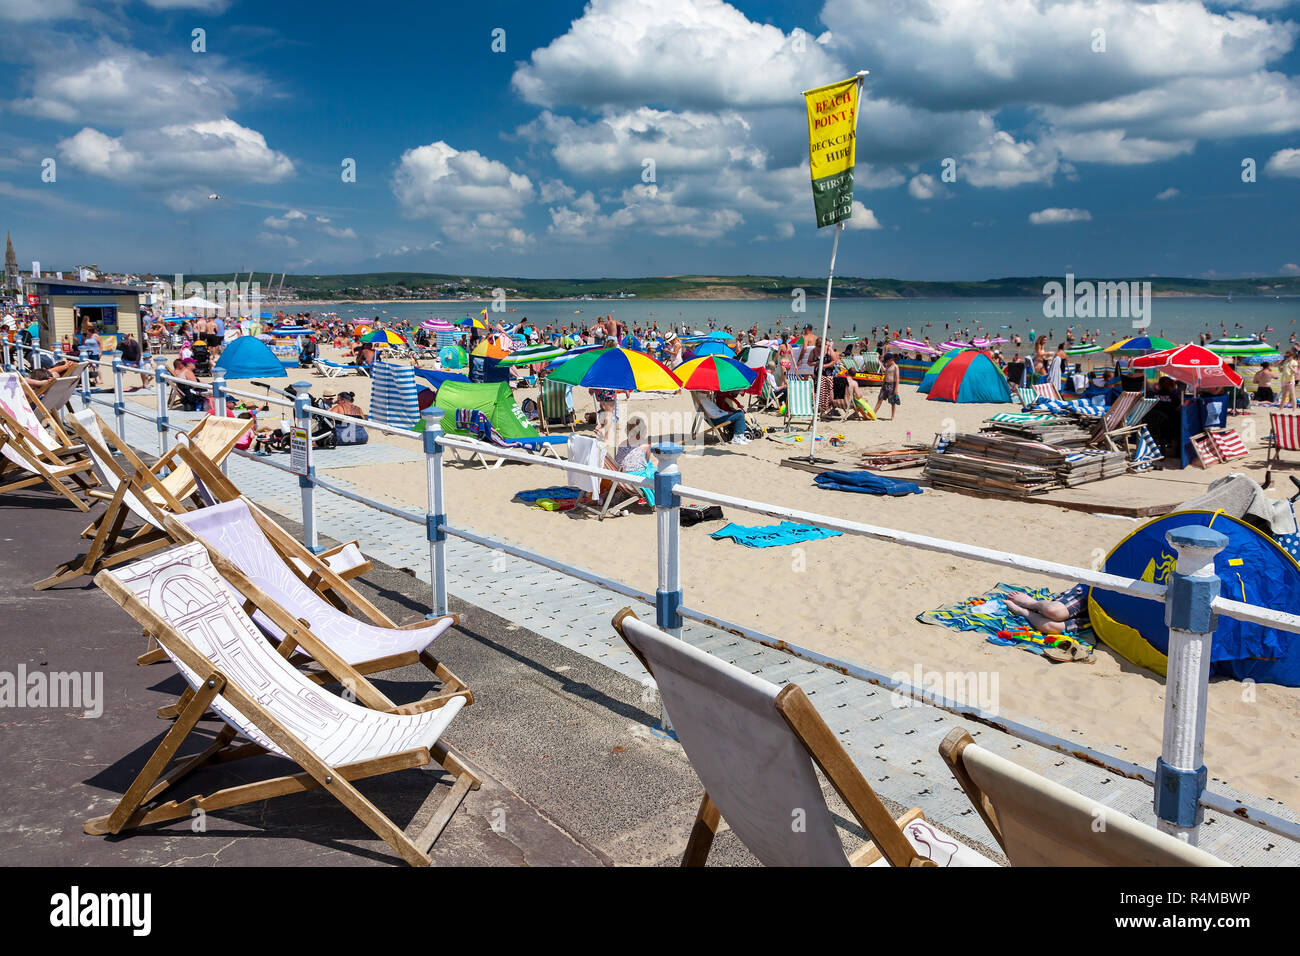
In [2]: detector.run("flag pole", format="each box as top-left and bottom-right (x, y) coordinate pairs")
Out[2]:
(808, 70), (868, 461)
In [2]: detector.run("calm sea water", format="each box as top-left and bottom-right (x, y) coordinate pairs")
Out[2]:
(299, 297), (1300, 349)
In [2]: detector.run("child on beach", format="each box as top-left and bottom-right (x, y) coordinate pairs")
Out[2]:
(875, 354), (901, 420)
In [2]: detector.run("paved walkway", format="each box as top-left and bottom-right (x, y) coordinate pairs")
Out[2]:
(110, 405), (1300, 865)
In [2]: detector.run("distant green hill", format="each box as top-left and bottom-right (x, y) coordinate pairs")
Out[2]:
(171, 271), (1300, 301)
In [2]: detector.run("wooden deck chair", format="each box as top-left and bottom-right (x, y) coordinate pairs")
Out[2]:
(160, 494), (469, 704)
(939, 729), (1227, 866)
(0, 414), (96, 511)
(538, 377), (576, 433)
(0, 371), (92, 470)
(1207, 427), (1247, 462)
(1269, 412), (1300, 465)
(783, 375), (815, 430)
(28, 369), (83, 430)
(689, 391), (733, 443)
(591, 453), (653, 520)
(611, 609), (994, 867)
(1094, 393), (1157, 453)
(1190, 432), (1223, 468)
(139, 414), (253, 512)
(89, 543), (480, 866)
(34, 409), (189, 590)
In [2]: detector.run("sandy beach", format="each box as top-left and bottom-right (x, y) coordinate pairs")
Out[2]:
(242, 347), (1300, 812)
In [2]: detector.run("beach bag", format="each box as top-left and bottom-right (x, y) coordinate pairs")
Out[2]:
(680, 504), (724, 527)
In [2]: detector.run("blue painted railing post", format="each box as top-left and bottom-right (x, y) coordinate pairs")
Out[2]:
(105, 350), (124, 438)
(211, 368), (229, 474)
(14, 336), (25, 375)
(293, 381), (320, 553)
(1, 334), (11, 371)
(152, 354), (170, 457)
(422, 405), (448, 618)
(652, 442), (684, 733)
(1157, 525), (1228, 845)
(78, 349), (92, 408)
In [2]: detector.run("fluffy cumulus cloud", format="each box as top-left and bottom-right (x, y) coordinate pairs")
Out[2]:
(1029, 207), (1093, 225)
(58, 119), (294, 184)
(1155, 187), (1181, 200)
(845, 201), (883, 230)
(392, 141), (535, 247)
(1265, 147), (1300, 177)
(512, 0), (841, 110)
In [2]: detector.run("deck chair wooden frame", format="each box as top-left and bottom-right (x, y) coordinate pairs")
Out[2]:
(23, 372), (85, 444)
(157, 455), (469, 702)
(89, 546), (481, 867)
(538, 377), (577, 434)
(0, 371), (94, 470)
(612, 608), (993, 867)
(1269, 412), (1300, 466)
(689, 391), (732, 443)
(0, 413), (96, 510)
(583, 453), (652, 520)
(939, 728), (1227, 866)
(34, 410), (187, 590)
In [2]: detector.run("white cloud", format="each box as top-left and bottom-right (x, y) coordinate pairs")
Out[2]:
(256, 232), (298, 248)
(141, 0), (231, 10)
(393, 141), (534, 217)
(1265, 147), (1300, 177)
(907, 173), (948, 200)
(58, 118), (293, 184)
(0, 0), (84, 21)
(164, 186), (217, 212)
(1155, 187), (1181, 200)
(1050, 129), (1194, 165)
(1280, 263), (1300, 275)
(539, 178), (576, 203)
(962, 129), (1060, 188)
(264, 209), (308, 229)
(845, 201), (883, 230)
(1028, 207), (1092, 225)
(512, 0), (841, 110)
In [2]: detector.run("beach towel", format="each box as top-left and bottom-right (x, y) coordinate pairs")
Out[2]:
(813, 470), (922, 496)
(1032, 397), (1108, 417)
(513, 486), (582, 503)
(919, 583), (1096, 661)
(566, 435), (604, 496)
(710, 521), (842, 548)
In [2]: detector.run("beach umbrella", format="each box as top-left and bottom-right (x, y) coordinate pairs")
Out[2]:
(439, 345), (468, 368)
(497, 343), (566, 367)
(546, 347), (682, 391)
(673, 355), (757, 392)
(272, 325), (313, 336)
(419, 319), (453, 332)
(1131, 344), (1242, 389)
(1065, 343), (1105, 355)
(349, 317), (373, 325)
(681, 331), (734, 343)
(362, 328), (407, 346)
(689, 339), (735, 358)
(1106, 335), (1174, 354)
(458, 316), (489, 329)
(890, 339), (939, 356)
(214, 336), (286, 379)
(173, 295), (221, 310)
(470, 338), (509, 360)
(1205, 337), (1281, 364)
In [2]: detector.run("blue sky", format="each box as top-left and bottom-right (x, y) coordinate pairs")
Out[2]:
(0, 0), (1297, 281)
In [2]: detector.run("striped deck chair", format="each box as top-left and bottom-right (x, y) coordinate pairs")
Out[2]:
(988, 412), (1057, 426)
(1269, 413), (1300, 465)
(314, 358), (363, 377)
(1128, 425), (1161, 470)
(1190, 432), (1222, 468)
(452, 408), (566, 468)
(1208, 427), (1247, 462)
(1095, 393), (1158, 454)
(539, 377), (576, 433)
(784, 375), (815, 430)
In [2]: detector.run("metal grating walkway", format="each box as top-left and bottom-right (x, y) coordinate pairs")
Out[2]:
(112, 410), (1300, 865)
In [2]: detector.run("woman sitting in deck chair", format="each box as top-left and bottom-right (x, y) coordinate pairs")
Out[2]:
(696, 390), (751, 445)
(615, 415), (657, 491)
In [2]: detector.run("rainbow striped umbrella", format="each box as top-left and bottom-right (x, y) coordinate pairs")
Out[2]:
(419, 319), (454, 332)
(546, 347), (682, 391)
(362, 328), (407, 346)
(673, 355), (757, 392)
(1105, 335), (1173, 354)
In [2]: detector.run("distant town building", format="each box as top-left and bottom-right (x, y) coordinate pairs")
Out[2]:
(4, 233), (17, 293)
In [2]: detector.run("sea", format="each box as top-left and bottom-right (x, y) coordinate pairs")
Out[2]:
(295, 296), (1300, 350)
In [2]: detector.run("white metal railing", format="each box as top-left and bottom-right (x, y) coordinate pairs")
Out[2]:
(9, 336), (1299, 850)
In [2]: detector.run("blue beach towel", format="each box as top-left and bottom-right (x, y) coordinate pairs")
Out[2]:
(813, 470), (922, 496)
(710, 521), (842, 548)
(513, 486), (582, 503)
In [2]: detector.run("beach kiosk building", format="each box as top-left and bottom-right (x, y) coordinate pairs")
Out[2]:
(24, 277), (146, 352)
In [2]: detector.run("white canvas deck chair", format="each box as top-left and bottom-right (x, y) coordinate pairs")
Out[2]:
(689, 391), (733, 443)
(939, 729), (1227, 866)
(0, 370), (93, 468)
(89, 544), (480, 866)
(162, 495), (468, 705)
(0, 415), (96, 510)
(314, 358), (363, 377)
(28, 368), (85, 433)
(783, 374), (815, 430)
(611, 609), (996, 867)
(34, 409), (186, 590)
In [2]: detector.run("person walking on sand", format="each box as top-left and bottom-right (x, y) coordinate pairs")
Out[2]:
(1280, 350), (1298, 409)
(875, 353), (901, 420)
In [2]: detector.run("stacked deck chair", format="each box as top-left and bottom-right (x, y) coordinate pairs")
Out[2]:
(1092, 391), (1159, 455)
(88, 543), (480, 866)
(161, 490), (468, 714)
(0, 374), (97, 510)
(611, 608), (997, 866)
(939, 729), (1227, 866)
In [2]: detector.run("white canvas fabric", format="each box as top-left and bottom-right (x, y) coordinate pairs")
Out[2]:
(958, 743), (1228, 867)
(104, 543), (462, 763)
(0, 415), (82, 481)
(174, 498), (451, 664)
(0, 372), (64, 453)
(290, 541), (367, 578)
(565, 435), (604, 496)
(71, 410), (163, 529)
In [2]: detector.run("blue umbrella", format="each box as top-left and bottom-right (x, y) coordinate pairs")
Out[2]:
(272, 325), (314, 336)
(689, 339), (734, 358)
(214, 335), (287, 379)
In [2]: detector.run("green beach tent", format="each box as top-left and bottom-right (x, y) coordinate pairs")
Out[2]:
(432, 380), (539, 440)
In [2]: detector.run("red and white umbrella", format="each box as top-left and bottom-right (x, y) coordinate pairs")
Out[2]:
(1131, 343), (1242, 389)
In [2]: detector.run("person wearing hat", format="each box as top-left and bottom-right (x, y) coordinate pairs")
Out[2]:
(663, 330), (682, 365)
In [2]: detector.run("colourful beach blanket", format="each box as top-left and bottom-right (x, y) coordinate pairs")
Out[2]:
(918, 582), (1096, 661)
(710, 521), (842, 548)
(513, 486), (582, 503)
(813, 470), (922, 496)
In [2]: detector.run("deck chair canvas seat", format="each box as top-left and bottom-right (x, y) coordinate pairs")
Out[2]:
(689, 391), (733, 443)
(783, 375), (815, 431)
(939, 729), (1227, 867)
(166, 496), (468, 697)
(137, 415), (253, 511)
(89, 543), (479, 866)
(1269, 413), (1300, 465)
(0, 371), (94, 472)
(612, 609), (996, 867)
(0, 416), (96, 511)
(538, 378), (577, 433)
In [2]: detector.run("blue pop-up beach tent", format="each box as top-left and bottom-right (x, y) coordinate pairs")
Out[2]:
(213, 335), (286, 379)
(1089, 511), (1300, 686)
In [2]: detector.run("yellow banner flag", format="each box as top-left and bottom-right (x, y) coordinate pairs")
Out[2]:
(804, 76), (860, 228)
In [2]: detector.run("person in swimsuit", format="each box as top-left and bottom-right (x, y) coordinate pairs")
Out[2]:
(875, 353), (901, 420)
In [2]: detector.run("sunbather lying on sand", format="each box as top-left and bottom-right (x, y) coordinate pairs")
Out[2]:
(1003, 584), (1087, 635)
